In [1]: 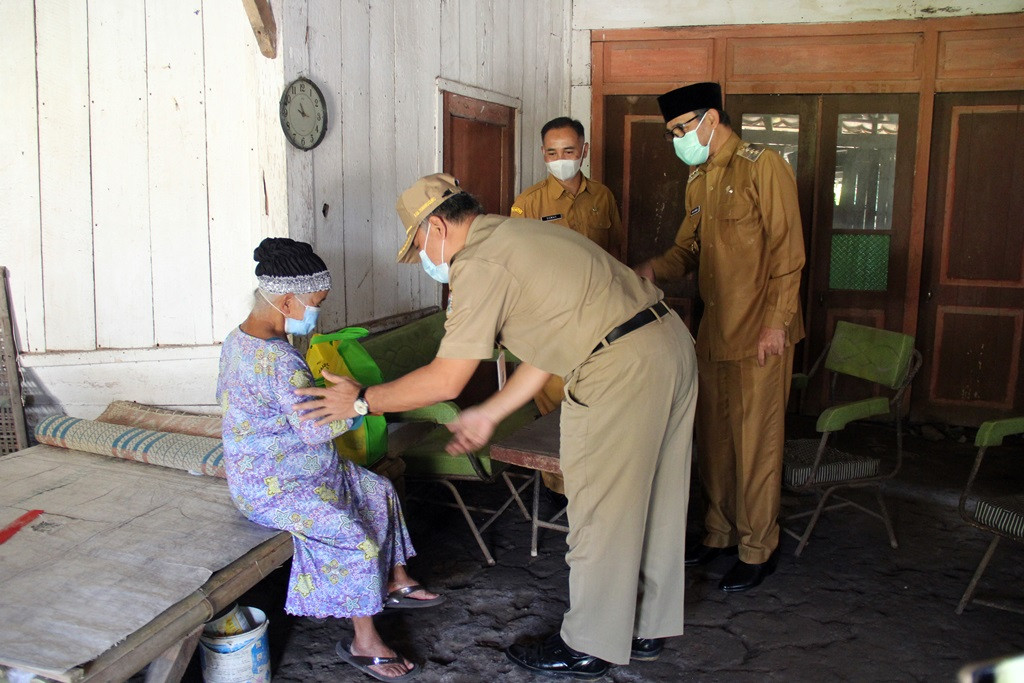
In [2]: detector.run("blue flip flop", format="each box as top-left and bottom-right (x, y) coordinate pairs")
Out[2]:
(336, 639), (420, 681)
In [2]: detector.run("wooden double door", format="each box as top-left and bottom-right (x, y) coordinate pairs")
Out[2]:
(606, 93), (918, 411)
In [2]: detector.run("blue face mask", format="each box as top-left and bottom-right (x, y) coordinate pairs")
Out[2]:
(418, 226), (450, 284)
(672, 111), (714, 166)
(261, 290), (320, 336)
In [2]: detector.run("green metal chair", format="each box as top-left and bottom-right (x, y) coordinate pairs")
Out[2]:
(361, 312), (536, 566)
(782, 321), (922, 556)
(956, 416), (1024, 614)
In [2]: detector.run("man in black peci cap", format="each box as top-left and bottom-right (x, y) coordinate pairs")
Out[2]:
(636, 82), (806, 592)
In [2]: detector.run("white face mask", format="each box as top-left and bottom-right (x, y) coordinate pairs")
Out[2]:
(546, 157), (583, 182)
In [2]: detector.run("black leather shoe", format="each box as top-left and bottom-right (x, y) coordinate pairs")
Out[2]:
(506, 633), (610, 679)
(719, 549), (780, 592)
(630, 637), (666, 661)
(684, 543), (738, 567)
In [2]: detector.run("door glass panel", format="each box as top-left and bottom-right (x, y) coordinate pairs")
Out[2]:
(829, 112), (899, 290)
(741, 113), (799, 174)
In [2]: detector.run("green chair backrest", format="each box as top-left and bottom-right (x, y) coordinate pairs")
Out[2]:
(360, 311), (448, 382)
(825, 321), (916, 390)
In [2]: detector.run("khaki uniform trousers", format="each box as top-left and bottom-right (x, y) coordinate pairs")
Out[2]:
(696, 347), (794, 564)
(559, 312), (697, 665)
(534, 376), (567, 494)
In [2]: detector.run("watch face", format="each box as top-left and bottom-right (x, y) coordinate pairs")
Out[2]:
(280, 77), (328, 150)
(354, 398), (370, 416)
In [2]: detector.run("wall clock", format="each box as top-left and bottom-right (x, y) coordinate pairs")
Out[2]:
(279, 77), (328, 151)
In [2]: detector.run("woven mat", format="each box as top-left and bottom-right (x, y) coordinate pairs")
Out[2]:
(34, 415), (225, 478)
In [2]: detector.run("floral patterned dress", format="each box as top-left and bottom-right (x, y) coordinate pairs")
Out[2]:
(217, 327), (414, 618)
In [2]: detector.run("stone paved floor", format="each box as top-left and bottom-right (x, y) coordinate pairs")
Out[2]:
(172, 419), (1024, 682)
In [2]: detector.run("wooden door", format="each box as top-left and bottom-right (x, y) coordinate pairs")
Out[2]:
(913, 92), (1024, 426)
(442, 92), (515, 215)
(603, 95), (700, 329)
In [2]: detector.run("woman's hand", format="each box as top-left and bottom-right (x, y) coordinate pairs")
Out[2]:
(292, 370), (361, 425)
(445, 406), (500, 454)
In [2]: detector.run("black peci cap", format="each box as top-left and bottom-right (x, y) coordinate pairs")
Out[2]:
(657, 82), (723, 123)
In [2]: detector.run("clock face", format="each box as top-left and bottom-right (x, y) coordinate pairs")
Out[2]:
(279, 77), (328, 150)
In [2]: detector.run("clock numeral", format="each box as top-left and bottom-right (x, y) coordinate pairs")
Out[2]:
(290, 85), (296, 96)
(317, 113), (322, 121)
(299, 83), (306, 92)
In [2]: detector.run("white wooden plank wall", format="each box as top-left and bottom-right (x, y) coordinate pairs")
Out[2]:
(367, 0), (403, 322)
(0, 1), (45, 353)
(89, 0), (153, 350)
(204, 1), (266, 341)
(308, 0), (347, 333)
(338, 0), (376, 327)
(146, 1), (213, 347)
(299, 0), (571, 329)
(36, 1), (95, 352)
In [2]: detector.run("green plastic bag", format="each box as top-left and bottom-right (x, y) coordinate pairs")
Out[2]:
(306, 327), (388, 466)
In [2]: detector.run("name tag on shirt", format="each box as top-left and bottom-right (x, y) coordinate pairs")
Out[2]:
(542, 213), (563, 221)
(690, 206), (701, 216)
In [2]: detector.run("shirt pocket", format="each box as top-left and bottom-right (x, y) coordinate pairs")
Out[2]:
(717, 199), (760, 248)
(584, 211), (612, 250)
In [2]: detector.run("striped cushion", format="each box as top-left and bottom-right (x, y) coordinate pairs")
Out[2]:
(783, 438), (880, 487)
(973, 496), (1024, 538)
(34, 415), (225, 478)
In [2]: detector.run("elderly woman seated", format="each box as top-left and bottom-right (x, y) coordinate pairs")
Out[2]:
(217, 237), (440, 681)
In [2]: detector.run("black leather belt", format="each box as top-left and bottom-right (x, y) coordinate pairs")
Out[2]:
(592, 301), (670, 354)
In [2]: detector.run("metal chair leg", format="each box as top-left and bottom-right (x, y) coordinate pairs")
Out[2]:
(437, 480), (495, 566)
(501, 471), (532, 520)
(875, 488), (898, 549)
(956, 536), (1000, 614)
(531, 471), (541, 558)
(795, 486), (838, 557)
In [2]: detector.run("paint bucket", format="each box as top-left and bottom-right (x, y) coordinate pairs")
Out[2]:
(199, 606), (271, 683)
(205, 603), (252, 636)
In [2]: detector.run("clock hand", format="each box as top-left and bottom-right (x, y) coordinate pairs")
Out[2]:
(298, 104), (309, 118)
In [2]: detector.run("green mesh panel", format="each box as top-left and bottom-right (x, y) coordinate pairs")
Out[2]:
(829, 234), (890, 291)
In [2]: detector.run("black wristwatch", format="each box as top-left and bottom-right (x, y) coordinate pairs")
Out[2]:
(353, 386), (370, 416)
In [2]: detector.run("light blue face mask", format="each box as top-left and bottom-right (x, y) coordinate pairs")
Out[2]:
(261, 290), (320, 336)
(672, 111), (715, 166)
(418, 226), (450, 284)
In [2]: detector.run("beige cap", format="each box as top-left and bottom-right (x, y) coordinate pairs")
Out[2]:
(395, 173), (464, 263)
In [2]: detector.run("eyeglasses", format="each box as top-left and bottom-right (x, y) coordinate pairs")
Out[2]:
(662, 114), (700, 141)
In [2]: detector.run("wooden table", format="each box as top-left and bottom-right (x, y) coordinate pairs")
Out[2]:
(489, 409), (569, 556)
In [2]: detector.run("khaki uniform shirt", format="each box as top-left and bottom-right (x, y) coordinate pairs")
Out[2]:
(511, 175), (622, 258)
(649, 131), (805, 361)
(437, 214), (662, 376)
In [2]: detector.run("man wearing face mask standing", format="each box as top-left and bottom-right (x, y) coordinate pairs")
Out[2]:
(635, 82), (805, 592)
(296, 173), (698, 677)
(510, 117), (624, 497)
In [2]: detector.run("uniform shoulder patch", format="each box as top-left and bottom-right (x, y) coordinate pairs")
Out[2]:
(511, 206), (524, 215)
(736, 142), (765, 162)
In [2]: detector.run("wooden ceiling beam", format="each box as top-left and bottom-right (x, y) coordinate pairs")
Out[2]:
(241, 0), (277, 58)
